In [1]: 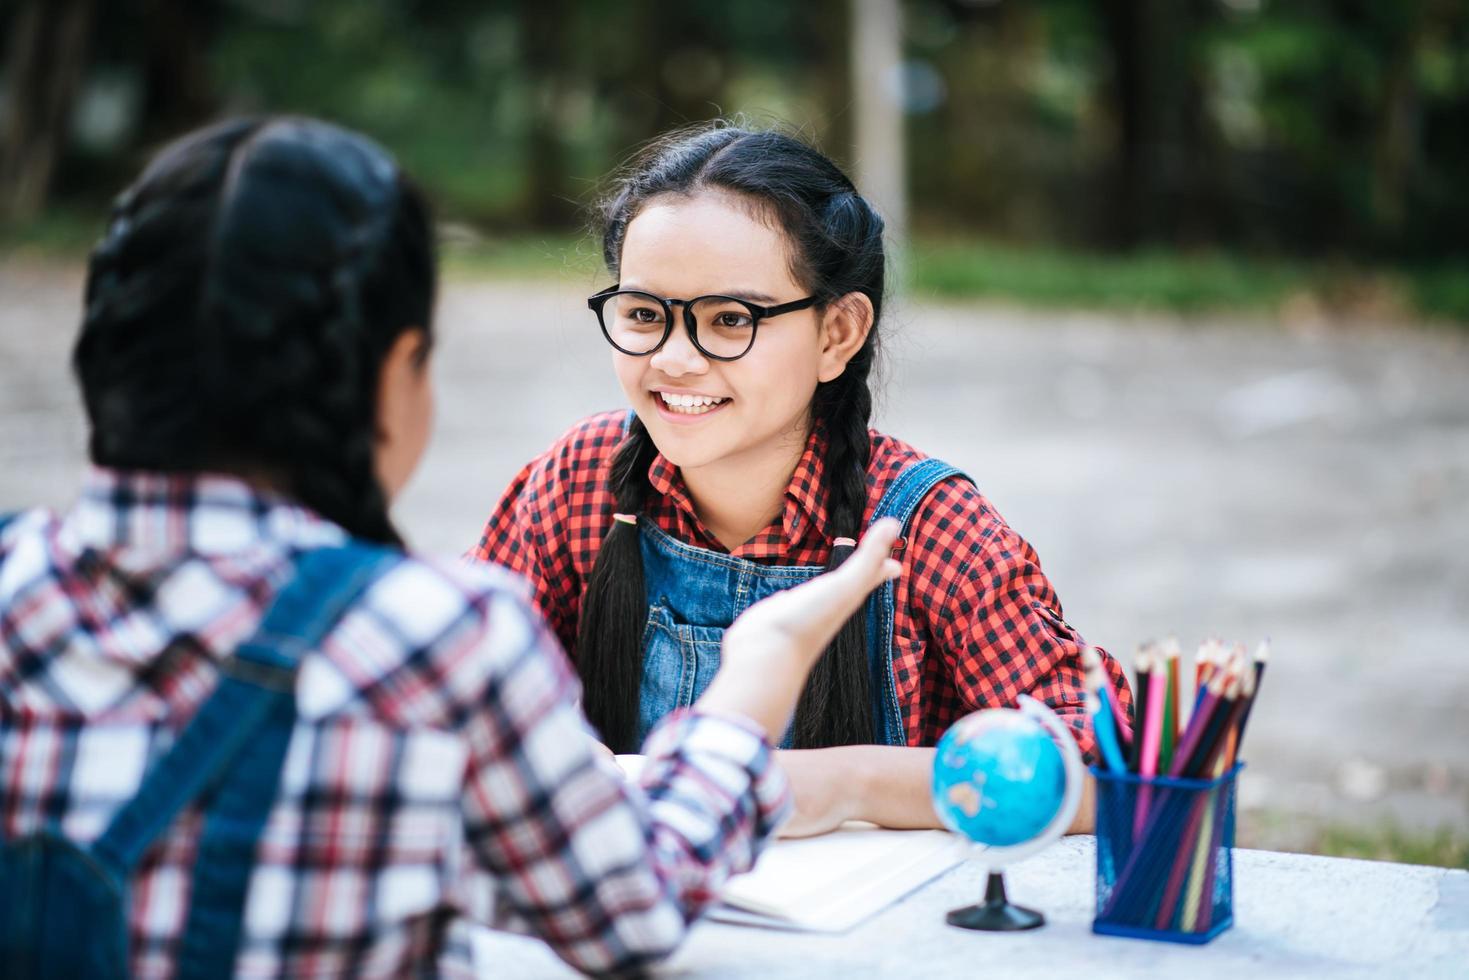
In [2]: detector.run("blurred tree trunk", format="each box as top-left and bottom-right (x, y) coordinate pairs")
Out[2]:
(1174, 0), (1221, 247)
(1372, 34), (1422, 242)
(1096, 0), (1214, 248)
(851, 0), (906, 252)
(802, 0), (852, 170)
(645, 4), (730, 134)
(139, 0), (215, 143)
(519, 0), (577, 227)
(0, 0), (96, 223)
(1097, 0), (1152, 247)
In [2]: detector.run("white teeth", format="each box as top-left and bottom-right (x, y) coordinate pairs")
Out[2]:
(658, 391), (728, 414)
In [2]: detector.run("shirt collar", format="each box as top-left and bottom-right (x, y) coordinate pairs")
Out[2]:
(60, 467), (349, 559)
(645, 424), (832, 552)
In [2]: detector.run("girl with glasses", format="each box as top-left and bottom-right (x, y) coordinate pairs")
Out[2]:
(471, 124), (1134, 836)
(0, 116), (903, 976)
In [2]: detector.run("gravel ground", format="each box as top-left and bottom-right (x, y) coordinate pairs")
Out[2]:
(3, 258), (1466, 853)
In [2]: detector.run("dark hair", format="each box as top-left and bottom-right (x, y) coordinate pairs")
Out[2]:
(74, 116), (436, 546)
(578, 124), (887, 751)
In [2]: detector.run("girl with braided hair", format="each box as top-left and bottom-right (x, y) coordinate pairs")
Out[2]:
(472, 123), (1134, 836)
(0, 115), (905, 976)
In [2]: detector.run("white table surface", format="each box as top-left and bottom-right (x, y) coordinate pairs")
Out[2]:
(471, 836), (1469, 978)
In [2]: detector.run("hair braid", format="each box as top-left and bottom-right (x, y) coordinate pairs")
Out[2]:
(791, 352), (878, 747)
(577, 416), (659, 751)
(790, 189), (885, 746)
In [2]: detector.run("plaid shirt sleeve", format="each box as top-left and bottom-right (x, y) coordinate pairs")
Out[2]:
(905, 478), (1134, 761)
(456, 583), (790, 976)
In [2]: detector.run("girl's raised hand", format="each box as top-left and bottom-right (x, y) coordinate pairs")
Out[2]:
(696, 518), (902, 739)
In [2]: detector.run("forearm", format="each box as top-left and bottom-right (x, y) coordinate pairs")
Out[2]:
(774, 745), (940, 835)
(476, 708), (791, 974)
(779, 745), (1097, 836)
(843, 745), (943, 829)
(696, 659), (807, 743)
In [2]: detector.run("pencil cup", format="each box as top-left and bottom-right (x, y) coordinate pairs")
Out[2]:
(1091, 764), (1242, 944)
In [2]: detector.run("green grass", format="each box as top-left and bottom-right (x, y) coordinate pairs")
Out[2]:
(911, 238), (1469, 325)
(439, 232), (601, 282)
(1242, 808), (1469, 869)
(1310, 823), (1469, 870)
(1408, 263), (1469, 324)
(7, 211), (1466, 325)
(911, 240), (1317, 314)
(0, 207), (105, 256)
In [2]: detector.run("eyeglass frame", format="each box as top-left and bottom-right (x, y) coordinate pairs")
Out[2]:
(587, 284), (821, 362)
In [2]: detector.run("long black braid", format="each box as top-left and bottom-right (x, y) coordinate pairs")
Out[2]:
(73, 116), (436, 545)
(578, 125), (887, 751)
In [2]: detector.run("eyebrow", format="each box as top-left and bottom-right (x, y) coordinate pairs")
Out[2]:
(621, 283), (781, 305)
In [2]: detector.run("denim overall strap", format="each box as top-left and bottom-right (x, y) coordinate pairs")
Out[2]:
(864, 457), (967, 746)
(174, 544), (399, 979)
(83, 544), (398, 978)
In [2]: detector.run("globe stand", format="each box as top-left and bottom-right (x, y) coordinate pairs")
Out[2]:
(946, 871), (1045, 931)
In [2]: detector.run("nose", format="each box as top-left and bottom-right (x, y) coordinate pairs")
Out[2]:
(648, 309), (708, 377)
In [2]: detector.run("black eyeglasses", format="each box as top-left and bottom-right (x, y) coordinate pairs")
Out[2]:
(588, 285), (820, 361)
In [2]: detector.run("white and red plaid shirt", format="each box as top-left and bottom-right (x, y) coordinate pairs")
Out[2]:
(0, 469), (789, 978)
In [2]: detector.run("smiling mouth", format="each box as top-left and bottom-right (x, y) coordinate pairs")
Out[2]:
(656, 391), (731, 416)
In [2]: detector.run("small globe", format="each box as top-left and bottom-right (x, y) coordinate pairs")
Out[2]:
(931, 698), (1082, 867)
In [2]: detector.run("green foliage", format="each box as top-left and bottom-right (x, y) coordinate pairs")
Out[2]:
(11, 0), (1469, 310)
(904, 0), (1469, 255)
(210, 3), (530, 223)
(200, 0), (841, 226)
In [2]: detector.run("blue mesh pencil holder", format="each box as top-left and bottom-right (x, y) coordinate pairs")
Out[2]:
(1091, 764), (1242, 944)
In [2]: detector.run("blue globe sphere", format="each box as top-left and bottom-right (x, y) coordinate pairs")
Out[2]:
(932, 709), (1069, 850)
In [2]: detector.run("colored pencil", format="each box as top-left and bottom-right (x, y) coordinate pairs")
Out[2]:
(1189, 724), (1243, 931)
(1232, 639), (1268, 751)
(1129, 648), (1152, 772)
(1084, 647), (1129, 774)
(1182, 667), (1243, 779)
(1171, 689), (1248, 926)
(1194, 639), (1214, 691)
(1179, 755), (1230, 931)
(1102, 677), (1134, 747)
(1153, 678), (1238, 926)
(1223, 650), (1258, 766)
(1160, 638), (1180, 771)
(1099, 637), (1271, 931)
(1133, 658), (1169, 837)
(1168, 669), (1226, 778)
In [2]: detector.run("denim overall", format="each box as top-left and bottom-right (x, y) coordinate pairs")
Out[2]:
(635, 456), (964, 749)
(0, 535), (399, 979)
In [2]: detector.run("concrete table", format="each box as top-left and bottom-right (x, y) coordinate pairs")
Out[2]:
(472, 836), (1469, 977)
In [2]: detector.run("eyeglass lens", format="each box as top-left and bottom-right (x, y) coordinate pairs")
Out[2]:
(601, 291), (757, 359)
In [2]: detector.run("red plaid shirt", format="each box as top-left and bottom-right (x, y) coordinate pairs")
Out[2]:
(0, 469), (789, 978)
(472, 412), (1133, 760)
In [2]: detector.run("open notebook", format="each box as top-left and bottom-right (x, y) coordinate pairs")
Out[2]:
(616, 755), (967, 933)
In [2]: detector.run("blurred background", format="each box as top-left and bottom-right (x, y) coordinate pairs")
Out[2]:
(2, 0), (1467, 867)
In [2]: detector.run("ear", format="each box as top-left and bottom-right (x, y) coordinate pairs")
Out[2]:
(816, 292), (874, 384)
(373, 328), (434, 500)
